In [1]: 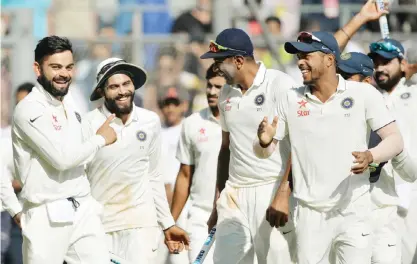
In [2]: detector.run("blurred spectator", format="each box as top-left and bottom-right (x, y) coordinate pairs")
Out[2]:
(171, 0), (212, 39)
(1, 0), (51, 39)
(1, 82), (33, 264)
(143, 46), (186, 112)
(404, 45), (417, 84)
(50, 0), (96, 38)
(15, 82), (33, 105)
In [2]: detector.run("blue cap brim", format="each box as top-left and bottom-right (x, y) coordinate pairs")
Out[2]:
(284, 42), (324, 54)
(200, 50), (244, 59)
(368, 50), (397, 60)
(338, 64), (360, 75)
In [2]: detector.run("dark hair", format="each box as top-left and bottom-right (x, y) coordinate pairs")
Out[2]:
(206, 63), (225, 80)
(16, 82), (35, 94)
(34, 36), (73, 64)
(265, 16), (281, 25)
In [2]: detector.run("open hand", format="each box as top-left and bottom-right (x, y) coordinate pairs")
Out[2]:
(258, 116), (278, 147)
(359, 0), (390, 23)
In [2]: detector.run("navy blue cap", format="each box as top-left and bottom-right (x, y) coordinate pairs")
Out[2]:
(200, 28), (254, 59)
(284, 31), (340, 60)
(338, 52), (374, 77)
(368, 39), (405, 60)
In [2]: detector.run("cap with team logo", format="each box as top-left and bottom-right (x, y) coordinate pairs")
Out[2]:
(90, 57), (147, 101)
(284, 31), (340, 61)
(338, 52), (374, 77)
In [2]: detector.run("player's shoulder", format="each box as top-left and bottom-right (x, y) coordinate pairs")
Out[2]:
(183, 108), (208, 126)
(345, 79), (379, 97)
(266, 69), (297, 86)
(135, 106), (161, 126)
(13, 91), (47, 121)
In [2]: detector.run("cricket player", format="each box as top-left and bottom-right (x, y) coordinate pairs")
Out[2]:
(82, 57), (190, 263)
(200, 28), (297, 264)
(170, 63), (226, 263)
(367, 39), (417, 264)
(255, 31), (404, 264)
(12, 36), (117, 264)
(337, 51), (417, 264)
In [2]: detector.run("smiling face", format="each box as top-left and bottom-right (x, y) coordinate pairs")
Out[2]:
(297, 51), (327, 85)
(373, 54), (404, 92)
(102, 73), (135, 116)
(34, 50), (74, 99)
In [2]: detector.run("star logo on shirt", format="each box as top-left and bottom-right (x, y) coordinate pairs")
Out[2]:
(298, 100), (308, 109)
(199, 128), (206, 135)
(52, 115), (58, 123)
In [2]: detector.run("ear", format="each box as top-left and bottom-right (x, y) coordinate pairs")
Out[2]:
(364, 76), (372, 84)
(234, 56), (245, 69)
(400, 58), (406, 73)
(98, 87), (104, 97)
(33, 62), (41, 77)
(327, 54), (335, 68)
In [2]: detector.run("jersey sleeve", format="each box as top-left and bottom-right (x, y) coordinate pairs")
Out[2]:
(273, 89), (290, 141)
(364, 84), (395, 131)
(12, 102), (105, 172)
(176, 121), (194, 165)
(218, 85), (229, 132)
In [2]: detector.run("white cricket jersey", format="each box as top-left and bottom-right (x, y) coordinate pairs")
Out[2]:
(176, 108), (222, 213)
(372, 78), (417, 207)
(218, 62), (295, 187)
(161, 123), (183, 187)
(83, 105), (175, 233)
(274, 75), (394, 212)
(12, 86), (104, 205)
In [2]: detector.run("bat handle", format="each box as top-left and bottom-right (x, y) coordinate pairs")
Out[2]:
(376, 0), (390, 39)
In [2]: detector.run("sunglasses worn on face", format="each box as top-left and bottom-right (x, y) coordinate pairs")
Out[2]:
(370, 42), (404, 58)
(97, 59), (126, 81)
(209, 41), (247, 55)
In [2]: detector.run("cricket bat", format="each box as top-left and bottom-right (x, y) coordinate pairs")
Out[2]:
(192, 226), (217, 264)
(376, 0), (390, 39)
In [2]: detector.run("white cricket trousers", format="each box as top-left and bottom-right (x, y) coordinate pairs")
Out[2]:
(105, 227), (160, 263)
(295, 193), (372, 264)
(371, 206), (401, 264)
(401, 188), (417, 264)
(187, 207), (214, 264)
(214, 182), (296, 264)
(21, 195), (108, 264)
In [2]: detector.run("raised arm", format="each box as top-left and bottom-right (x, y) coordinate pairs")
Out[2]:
(334, 0), (389, 51)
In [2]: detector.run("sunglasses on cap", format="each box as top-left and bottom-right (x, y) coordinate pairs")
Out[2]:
(209, 40), (248, 55)
(370, 42), (404, 58)
(96, 59), (126, 82)
(297, 31), (333, 53)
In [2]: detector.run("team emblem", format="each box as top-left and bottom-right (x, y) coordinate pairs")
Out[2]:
(136, 131), (147, 141)
(400, 92), (411, 100)
(75, 112), (81, 123)
(254, 94), (265, 106)
(340, 53), (351, 60)
(341, 97), (354, 109)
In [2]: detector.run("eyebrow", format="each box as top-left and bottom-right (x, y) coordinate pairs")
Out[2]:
(48, 63), (75, 67)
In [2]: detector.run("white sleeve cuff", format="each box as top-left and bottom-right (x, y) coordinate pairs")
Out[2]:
(91, 135), (106, 148)
(6, 201), (22, 218)
(392, 151), (417, 182)
(159, 216), (176, 231)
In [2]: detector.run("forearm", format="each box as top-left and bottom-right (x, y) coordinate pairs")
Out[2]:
(171, 174), (191, 221)
(370, 123), (404, 164)
(215, 147), (230, 203)
(1, 177), (22, 217)
(334, 13), (368, 51)
(274, 155), (292, 200)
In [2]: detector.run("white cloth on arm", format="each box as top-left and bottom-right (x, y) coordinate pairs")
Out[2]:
(370, 122), (404, 164)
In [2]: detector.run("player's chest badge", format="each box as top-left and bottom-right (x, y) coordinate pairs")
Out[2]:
(136, 130), (147, 150)
(254, 94), (265, 112)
